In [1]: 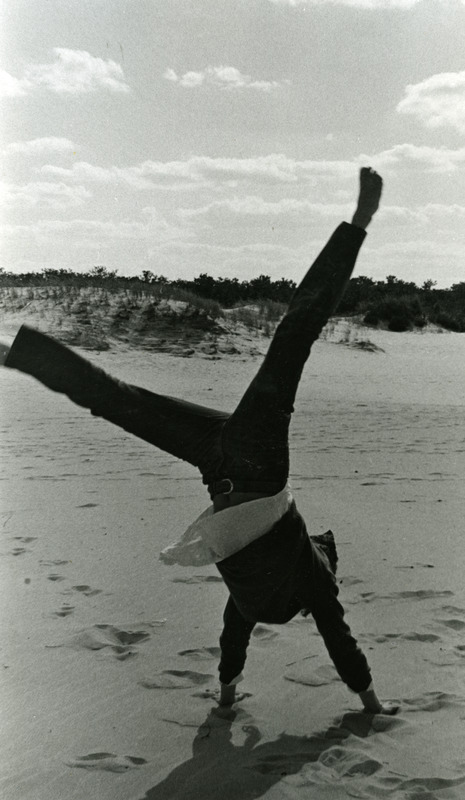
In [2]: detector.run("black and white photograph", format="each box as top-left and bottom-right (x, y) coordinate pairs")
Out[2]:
(1, 2), (464, 799)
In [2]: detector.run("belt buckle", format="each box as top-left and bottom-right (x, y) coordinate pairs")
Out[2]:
(221, 478), (234, 495)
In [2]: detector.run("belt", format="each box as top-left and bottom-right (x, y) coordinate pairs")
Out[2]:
(207, 478), (284, 497)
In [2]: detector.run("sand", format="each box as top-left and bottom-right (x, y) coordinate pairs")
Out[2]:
(1, 324), (464, 800)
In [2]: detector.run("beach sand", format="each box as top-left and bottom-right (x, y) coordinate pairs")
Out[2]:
(1, 325), (464, 800)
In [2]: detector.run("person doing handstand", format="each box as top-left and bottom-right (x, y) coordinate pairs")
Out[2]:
(0, 167), (398, 715)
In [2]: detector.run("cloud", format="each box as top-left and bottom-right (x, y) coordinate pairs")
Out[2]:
(397, 71), (465, 134)
(0, 49), (129, 97)
(40, 154), (355, 190)
(0, 182), (91, 210)
(4, 137), (76, 156)
(362, 143), (465, 172)
(266, 0), (420, 7)
(164, 65), (288, 92)
(0, 69), (28, 97)
(177, 196), (351, 218)
(1, 212), (193, 246)
(40, 161), (159, 190)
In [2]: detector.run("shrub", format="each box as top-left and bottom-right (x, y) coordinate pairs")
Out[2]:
(256, 299), (287, 323)
(363, 309), (379, 327)
(388, 314), (411, 332)
(434, 312), (462, 332)
(230, 306), (261, 329)
(363, 296), (424, 332)
(169, 288), (222, 319)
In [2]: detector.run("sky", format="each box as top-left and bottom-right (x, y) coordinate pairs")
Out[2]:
(1, 0), (465, 289)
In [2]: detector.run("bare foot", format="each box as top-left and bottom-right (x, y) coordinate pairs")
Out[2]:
(351, 167), (383, 230)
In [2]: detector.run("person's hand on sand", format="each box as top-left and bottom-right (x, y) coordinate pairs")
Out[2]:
(374, 701), (400, 716)
(359, 686), (399, 715)
(351, 167), (383, 230)
(197, 686), (251, 707)
(218, 684), (251, 707)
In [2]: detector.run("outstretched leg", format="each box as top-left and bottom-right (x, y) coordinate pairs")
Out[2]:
(2, 323), (231, 475)
(210, 168), (382, 495)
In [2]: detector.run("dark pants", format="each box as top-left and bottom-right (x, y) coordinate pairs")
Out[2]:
(131, 222), (366, 496)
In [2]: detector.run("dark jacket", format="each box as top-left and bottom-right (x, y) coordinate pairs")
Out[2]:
(217, 508), (371, 691)
(6, 325), (372, 693)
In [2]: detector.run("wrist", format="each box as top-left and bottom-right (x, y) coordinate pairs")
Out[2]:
(219, 683), (236, 706)
(358, 686), (382, 713)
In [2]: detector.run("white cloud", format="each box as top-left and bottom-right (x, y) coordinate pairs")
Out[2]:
(397, 71), (465, 134)
(4, 137), (76, 156)
(40, 154), (355, 190)
(362, 143), (465, 172)
(164, 65), (288, 92)
(0, 69), (28, 97)
(177, 196), (351, 218)
(1, 213), (193, 245)
(0, 181), (91, 210)
(378, 203), (465, 226)
(40, 161), (159, 190)
(163, 68), (179, 83)
(1, 49), (129, 97)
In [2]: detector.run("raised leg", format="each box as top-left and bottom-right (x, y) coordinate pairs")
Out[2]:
(217, 169), (383, 492)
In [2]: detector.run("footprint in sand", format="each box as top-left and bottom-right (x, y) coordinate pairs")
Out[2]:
(13, 536), (37, 544)
(435, 618), (465, 632)
(66, 753), (147, 773)
(393, 589), (454, 601)
(48, 622), (159, 660)
(337, 712), (404, 738)
(171, 575), (223, 584)
(424, 649), (464, 667)
(339, 576), (364, 587)
(284, 663), (339, 687)
(403, 691), (465, 713)
(252, 625), (279, 642)
(71, 585), (102, 597)
(178, 646), (221, 660)
(140, 670), (213, 689)
(401, 632), (440, 643)
(438, 605), (465, 616)
(359, 589), (454, 603)
(52, 605), (75, 618)
(362, 632), (440, 644)
(10, 547), (28, 556)
(1, 512), (14, 529)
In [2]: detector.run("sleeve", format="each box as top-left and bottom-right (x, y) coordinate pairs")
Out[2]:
(310, 572), (372, 693)
(218, 595), (255, 685)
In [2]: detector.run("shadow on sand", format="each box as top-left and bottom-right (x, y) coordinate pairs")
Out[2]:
(141, 706), (378, 800)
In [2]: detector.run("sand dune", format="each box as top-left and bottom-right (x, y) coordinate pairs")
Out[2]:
(1, 326), (464, 800)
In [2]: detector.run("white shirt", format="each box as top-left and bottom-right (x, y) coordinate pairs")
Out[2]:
(159, 485), (293, 567)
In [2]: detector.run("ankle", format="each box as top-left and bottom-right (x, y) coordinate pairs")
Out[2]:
(351, 209), (373, 230)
